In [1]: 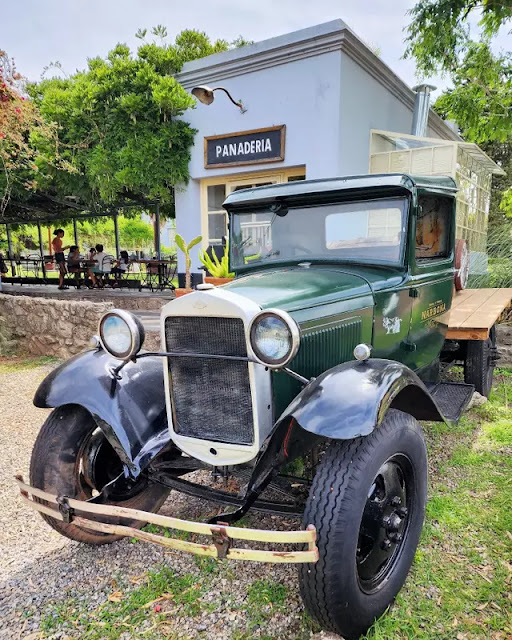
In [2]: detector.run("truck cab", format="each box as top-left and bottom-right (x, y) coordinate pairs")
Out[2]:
(224, 173), (459, 399)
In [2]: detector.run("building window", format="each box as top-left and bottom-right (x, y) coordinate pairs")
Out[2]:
(202, 167), (306, 246)
(207, 184), (227, 244)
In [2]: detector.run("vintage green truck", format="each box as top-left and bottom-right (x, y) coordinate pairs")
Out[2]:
(19, 173), (501, 639)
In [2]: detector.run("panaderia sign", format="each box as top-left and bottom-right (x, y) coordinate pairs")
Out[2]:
(204, 125), (285, 169)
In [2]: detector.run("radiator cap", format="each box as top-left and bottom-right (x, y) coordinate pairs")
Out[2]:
(197, 283), (216, 290)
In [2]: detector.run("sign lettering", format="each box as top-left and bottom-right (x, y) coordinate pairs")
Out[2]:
(205, 126), (285, 169)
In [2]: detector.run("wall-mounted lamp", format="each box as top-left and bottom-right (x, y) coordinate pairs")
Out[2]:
(191, 85), (247, 114)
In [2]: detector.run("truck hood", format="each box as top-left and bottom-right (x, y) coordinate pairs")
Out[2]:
(224, 265), (377, 312)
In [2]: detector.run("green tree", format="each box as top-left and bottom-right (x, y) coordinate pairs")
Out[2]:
(433, 42), (511, 144)
(404, 0), (512, 76)
(405, 2), (511, 216)
(0, 51), (67, 213)
(28, 28), (241, 215)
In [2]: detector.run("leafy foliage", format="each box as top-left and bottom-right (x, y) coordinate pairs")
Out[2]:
(433, 42), (512, 144)
(199, 242), (234, 278)
(404, 0), (512, 76)
(405, 3), (512, 218)
(28, 28), (240, 215)
(0, 51), (67, 213)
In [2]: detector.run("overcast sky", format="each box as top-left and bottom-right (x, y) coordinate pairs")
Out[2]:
(3, 0), (509, 98)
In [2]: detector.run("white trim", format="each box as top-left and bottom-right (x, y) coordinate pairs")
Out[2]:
(177, 20), (461, 143)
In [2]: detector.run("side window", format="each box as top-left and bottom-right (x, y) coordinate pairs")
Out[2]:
(416, 195), (451, 260)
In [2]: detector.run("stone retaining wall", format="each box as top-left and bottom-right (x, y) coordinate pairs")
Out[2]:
(497, 325), (512, 367)
(1, 288), (172, 311)
(0, 293), (114, 358)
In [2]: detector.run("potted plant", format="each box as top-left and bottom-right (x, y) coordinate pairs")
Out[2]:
(199, 242), (234, 286)
(174, 234), (202, 297)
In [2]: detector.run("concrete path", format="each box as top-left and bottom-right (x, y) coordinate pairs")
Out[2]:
(133, 310), (160, 332)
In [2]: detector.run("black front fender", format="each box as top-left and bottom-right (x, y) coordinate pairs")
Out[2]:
(34, 349), (170, 477)
(280, 358), (445, 439)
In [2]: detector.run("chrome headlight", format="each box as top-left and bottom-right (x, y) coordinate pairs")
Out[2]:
(98, 309), (145, 360)
(249, 309), (300, 368)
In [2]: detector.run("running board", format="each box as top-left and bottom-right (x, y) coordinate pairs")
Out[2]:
(427, 382), (474, 422)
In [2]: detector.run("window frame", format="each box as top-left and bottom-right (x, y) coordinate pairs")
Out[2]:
(200, 167), (306, 249)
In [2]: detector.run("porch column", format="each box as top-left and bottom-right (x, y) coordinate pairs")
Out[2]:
(37, 221), (46, 278)
(6, 223), (15, 275)
(114, 211), (120, 258)
(73, 218), (79, 246)
(154, 202), (161, 259)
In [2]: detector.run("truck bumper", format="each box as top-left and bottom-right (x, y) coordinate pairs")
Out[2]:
(15, 476), (318, 564)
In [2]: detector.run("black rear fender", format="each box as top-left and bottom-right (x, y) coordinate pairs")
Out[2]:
(34, 350), (170, 477)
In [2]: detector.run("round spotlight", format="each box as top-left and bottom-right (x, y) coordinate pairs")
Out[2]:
(98, 309), (145, 360)
(249, 309), (300, 368)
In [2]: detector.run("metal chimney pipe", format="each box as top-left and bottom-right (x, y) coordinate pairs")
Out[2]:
(411, 83), (437, 137)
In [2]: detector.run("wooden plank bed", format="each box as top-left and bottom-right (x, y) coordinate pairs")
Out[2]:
(442, 288), (512, 341)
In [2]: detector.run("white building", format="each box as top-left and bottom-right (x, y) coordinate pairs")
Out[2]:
(174, 19), (501, 285)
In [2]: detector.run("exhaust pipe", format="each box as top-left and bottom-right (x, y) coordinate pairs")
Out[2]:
(411, 83), (436, 137)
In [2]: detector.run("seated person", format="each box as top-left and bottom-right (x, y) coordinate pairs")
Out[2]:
(89, 244), (107, 287)
(67, 246), (82, 287)
(111, 250), (130, 284)
(67, 246), (81, 272)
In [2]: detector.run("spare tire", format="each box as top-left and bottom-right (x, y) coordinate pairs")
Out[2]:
(454, 238), (469, 291)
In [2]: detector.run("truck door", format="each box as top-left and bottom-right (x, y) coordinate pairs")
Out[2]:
(404, 193), (455, 378)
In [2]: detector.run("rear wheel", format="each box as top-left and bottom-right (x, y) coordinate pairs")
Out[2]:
(29, 404), (170, 545)
(299, 410), (427, 639)
(464, 324), (497, 397)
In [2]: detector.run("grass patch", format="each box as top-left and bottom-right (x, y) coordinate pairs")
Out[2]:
(41, 567), (203, 639)
(0, 355), (59, 373)
(361, 373), (512, 639)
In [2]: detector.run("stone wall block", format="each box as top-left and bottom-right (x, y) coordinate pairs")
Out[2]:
(0, 293), (117, 359)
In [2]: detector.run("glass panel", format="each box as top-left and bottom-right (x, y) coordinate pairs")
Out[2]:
(207, 185), (226, 211)
(287, 175), (306, 182)
(231, 198), (407, 268)
(416, 195), (451, 260)
(208, 212), (227, 242)
(232, 182), (273, 192)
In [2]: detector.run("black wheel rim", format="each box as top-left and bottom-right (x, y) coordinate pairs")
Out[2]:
(76, 428), (146, 502)
(356, 454), (414, 593)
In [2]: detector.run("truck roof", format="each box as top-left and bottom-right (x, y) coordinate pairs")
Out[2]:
(223, 173), (458, 208)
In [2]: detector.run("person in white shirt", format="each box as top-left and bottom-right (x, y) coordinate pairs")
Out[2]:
(89, 244), (108, 287)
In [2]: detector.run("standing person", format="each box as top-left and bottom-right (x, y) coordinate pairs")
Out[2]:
(52, 229), (69, 290)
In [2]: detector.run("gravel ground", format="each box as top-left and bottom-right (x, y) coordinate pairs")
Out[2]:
(0, 361), (330, 640)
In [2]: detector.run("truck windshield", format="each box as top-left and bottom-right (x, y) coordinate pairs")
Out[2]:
(230, 197), (408, 268)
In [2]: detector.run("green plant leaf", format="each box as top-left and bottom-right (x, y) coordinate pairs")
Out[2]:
(187, 235), (202, 250)
(175, 234), (186, 253)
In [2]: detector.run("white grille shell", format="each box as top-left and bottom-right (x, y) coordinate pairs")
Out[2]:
(160, 288), (273, 466)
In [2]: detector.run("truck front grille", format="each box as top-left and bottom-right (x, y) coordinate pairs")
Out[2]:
(164, 316), (254, 445)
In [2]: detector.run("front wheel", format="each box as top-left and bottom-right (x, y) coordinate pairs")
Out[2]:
(299, 410), (427, 639)
(29, 404), (170, 545)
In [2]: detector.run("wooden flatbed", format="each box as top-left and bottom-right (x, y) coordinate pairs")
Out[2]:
(443, 288), (512, 341)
